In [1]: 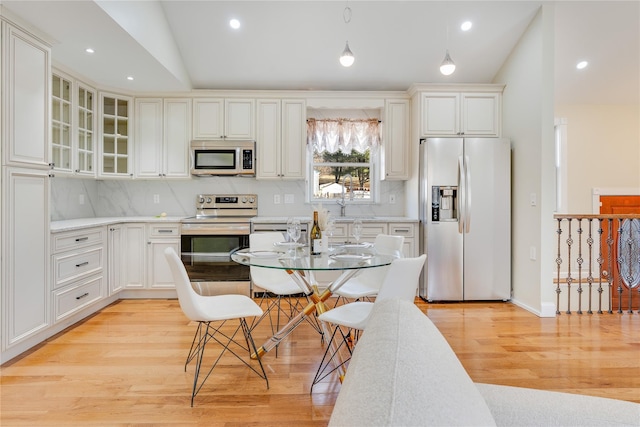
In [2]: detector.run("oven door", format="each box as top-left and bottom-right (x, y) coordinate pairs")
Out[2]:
(180, 231), (250, 296)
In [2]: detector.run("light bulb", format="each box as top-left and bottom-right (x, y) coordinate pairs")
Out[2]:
(339, 41), (355, 67)
(440, 50), (456, 76)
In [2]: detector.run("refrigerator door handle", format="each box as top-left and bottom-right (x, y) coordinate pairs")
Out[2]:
(465, 155), (471, 233)
(458, 155), (464, 234)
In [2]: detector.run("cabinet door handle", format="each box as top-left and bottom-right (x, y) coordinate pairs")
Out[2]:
(394, 228), (410, 234)
(75, 261), (89, 268)
(75, 237), (89, 242)
(157, 229), (174, 233)
(76, 292), (89, 300)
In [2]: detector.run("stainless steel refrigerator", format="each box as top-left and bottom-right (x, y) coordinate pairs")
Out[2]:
(419, 137), (511, 301)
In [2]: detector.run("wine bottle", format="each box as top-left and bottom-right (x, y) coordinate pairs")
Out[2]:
(310, 211), (322, 255)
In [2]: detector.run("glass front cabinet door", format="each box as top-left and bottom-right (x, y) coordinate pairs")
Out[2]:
(100, 93), (131, 177)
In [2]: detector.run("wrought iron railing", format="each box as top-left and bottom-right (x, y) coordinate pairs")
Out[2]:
(554, 214), (639, 315)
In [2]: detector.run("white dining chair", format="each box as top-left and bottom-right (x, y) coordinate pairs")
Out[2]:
(249, 232), (323, 354)
(311, 254), (426, 392)
(333, 234), (405, 305)
(164, 247), (268, 406)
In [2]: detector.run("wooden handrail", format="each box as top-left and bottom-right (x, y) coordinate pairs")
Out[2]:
(554, 214), (640, 220)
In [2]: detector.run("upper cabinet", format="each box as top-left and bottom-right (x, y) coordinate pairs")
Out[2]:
(1, 21), (51, 169)
(51, 70), (96, 176)
(192, 98), (254, 140)
(99, 92), (132, 177)
(382, 99), (410, 180)
(420, 91), (501, 137)
(135, 98), (191, 178)
(256, 98), (306, 179)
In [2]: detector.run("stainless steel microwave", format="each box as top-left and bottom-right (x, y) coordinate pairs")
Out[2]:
(190, 140), (255, 176)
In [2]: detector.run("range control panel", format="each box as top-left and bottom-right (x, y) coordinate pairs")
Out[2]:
(196, 194), (257, 210)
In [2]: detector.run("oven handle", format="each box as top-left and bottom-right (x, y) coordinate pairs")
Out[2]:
(181, 223), (251, 236)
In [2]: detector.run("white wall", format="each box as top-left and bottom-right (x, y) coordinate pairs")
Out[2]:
(555, 104), (640, 213)
(493, 5), (557, 316)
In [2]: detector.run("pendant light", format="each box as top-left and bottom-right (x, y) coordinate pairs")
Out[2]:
(340, 41), (355, 67)
(440, 49), (456, 75)
(339, 6), (355, 67)
(439, 23), (456, 76)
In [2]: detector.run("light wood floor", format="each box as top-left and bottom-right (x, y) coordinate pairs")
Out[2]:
(1, 298), (639, 426)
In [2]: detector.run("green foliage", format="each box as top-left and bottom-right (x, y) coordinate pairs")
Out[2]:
(320, 150), (370, 185)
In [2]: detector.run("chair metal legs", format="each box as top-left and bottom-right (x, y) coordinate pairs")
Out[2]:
(184, 318), (269, 406)
(310, 324), (357, 393)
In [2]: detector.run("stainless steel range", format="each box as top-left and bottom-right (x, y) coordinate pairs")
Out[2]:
(181, 194), (257, 296)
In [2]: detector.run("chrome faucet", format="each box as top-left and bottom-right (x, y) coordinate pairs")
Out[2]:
(337, 174), (354, 217)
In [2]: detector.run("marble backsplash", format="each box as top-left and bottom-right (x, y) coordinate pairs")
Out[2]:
(51, 177), (406, 220)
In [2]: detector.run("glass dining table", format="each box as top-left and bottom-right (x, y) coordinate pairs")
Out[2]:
(231, 245), (394, 360)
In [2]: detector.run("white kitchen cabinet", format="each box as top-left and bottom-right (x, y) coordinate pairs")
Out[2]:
(135, 98), (191, 178)
(192, 98), (254, 140)
(123, 223), (146, 289)
(256, 98), (305, 179)
(51, 72), (72, 171)
(51, 70), (97, 176)
(76, 83), (96, 175)
(420, 92), (501, 137)
(1, 21), (51, 169)
(146, 223), (180, 289)
(99, 92), (132, 177)
(328, 220), (417, 257)
(51, 226), (106, 322)
(382, 99), (410, 180)
(329, 221), (388, 245)
(108, 224), (124, 295)
(389, 222), (416, 257)
(2, 167), (50, 350)
(319, 220), (417, 286)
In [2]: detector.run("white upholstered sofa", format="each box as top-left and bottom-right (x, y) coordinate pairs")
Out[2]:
(329, 298), (640, 427)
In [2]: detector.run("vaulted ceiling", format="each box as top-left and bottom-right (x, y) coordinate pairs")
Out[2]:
(2, 1), (638, 104)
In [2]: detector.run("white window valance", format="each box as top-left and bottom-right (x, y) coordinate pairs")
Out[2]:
(307, 118), (380, 154)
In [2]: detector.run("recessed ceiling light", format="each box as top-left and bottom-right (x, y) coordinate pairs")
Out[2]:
(85, 48), (94, 54)
(229, 19), (240, 29)
(576, 61), (588, 70)
(461, 21), (473, 31)
(127, 76), (134, 81)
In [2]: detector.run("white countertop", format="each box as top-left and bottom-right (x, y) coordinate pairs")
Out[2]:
(50, 216), (186, 232)
(51, 215), (418, 232)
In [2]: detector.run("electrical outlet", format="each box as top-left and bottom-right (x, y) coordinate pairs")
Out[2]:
(153, 194), (160, 204)
(530, 193), (537, 207)
(389, 194), (396, 204)
(79, 194), (85, 205)
(529, 246), (537, 261)
(274, 194), (281, 204)
(284, 194), (294, 204)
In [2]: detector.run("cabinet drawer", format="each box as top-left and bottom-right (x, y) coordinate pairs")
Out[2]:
(389, 223), (415, 238)
(148, 223), (180, 237)
(329, 223), (349, 238)
(53, 275), (104, 322)
(351, 222), (388, 238)
(52, 227), (105, 253)
(53, 246), (104, 288)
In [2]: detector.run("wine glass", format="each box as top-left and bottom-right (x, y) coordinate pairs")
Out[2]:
(352, 219), (363, 244)
(287, 218), (301, 257)
(326, 218), (335, 251)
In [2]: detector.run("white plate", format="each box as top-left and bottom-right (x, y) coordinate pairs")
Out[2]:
(274, 242), (305, 248)
(246, 251), (285, 258)
(330, 254), (373, 261)
(338, 242), (372, 249)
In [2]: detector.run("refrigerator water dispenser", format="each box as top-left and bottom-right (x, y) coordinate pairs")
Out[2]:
(431, 186), (457, 221)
